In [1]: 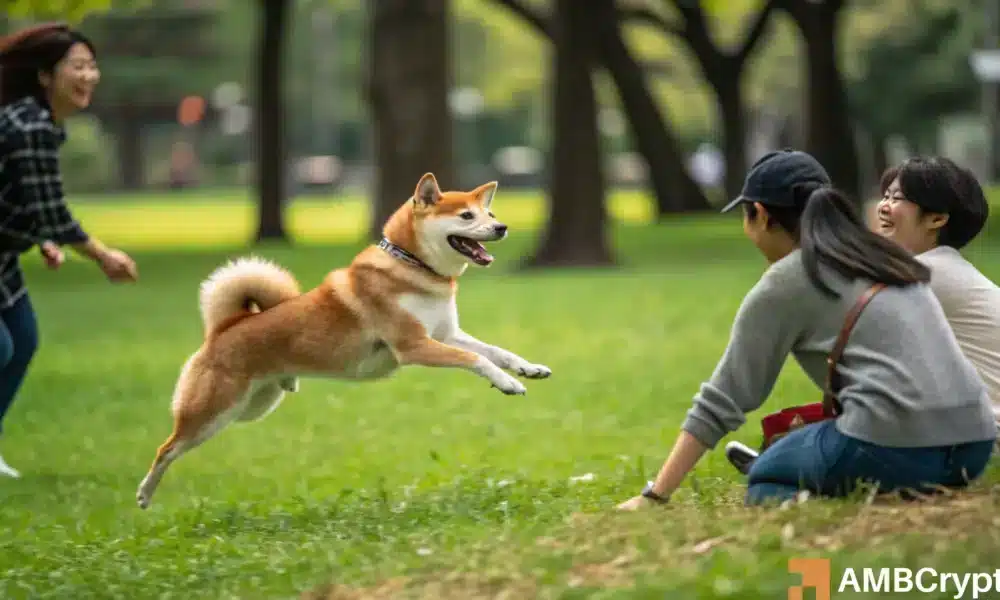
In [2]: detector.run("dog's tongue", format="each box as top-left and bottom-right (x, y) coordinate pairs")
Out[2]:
(474, 245), (493, 263)
(468, 241), (493, 264)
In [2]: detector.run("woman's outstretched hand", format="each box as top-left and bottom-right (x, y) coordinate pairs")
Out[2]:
(98, 247), (138, 283)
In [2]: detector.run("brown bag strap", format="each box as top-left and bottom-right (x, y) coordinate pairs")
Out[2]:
(823, 282), (887, 417)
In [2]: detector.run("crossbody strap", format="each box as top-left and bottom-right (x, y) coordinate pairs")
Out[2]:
(823, 282), (887, 417)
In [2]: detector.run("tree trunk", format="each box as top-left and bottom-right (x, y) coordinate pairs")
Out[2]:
(366, 0), (454, 241)
(524, 0), (614, 268)
(713, 71), (748, 202)
(784, 1), (860, 199)
(871, 132), (888, 185)
(591, 1), (710, 216)
(254, 0), (290, 242)
(116, 111), (144, 190)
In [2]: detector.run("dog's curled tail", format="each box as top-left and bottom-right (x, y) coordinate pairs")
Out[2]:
(198, 256), (301, 337)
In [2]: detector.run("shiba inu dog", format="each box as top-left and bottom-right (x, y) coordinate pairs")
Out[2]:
(135, 173), (552, 509)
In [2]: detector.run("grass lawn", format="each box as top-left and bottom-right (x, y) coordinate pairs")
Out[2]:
(2, 189), (1000, 599)
(62, 188), (658, 250)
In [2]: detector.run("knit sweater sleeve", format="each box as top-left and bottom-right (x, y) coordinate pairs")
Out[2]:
(681, 260), (807, 449)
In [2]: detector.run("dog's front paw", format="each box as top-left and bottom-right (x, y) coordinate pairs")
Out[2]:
(491, 373), (527, 395)
(515, 362), (552, 379)
(279, 377), (299, 393)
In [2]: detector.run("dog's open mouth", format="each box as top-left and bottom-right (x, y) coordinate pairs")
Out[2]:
(448, 235), (493, 266)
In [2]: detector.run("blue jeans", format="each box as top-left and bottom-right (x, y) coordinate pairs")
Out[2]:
(746, 419), (995, 506)
(0, 293), (38, 436)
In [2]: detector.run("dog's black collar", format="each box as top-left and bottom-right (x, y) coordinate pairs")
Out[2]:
(377, 238), (443, 277)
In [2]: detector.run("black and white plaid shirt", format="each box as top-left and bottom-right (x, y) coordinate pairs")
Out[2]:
(0, 95), (89, 309)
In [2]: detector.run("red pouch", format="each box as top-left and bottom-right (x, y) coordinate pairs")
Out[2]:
(760, 403), (829, 450)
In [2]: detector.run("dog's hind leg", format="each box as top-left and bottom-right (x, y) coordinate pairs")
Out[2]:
(235, 380), (286, 423)
(136, 365), (248, 510)
(136, 431), (190, 510)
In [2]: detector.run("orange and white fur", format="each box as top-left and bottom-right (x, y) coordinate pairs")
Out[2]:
(135, 173), (551, 509)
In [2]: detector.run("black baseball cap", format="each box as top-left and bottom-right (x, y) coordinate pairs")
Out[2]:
(720, 149), (832, 213)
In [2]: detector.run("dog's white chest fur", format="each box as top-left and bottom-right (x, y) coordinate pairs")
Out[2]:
(397, 293), (456, 340)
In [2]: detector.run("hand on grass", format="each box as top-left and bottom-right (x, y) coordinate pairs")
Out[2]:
(39, 241), (64, 270)
(616, 495), (657, 511)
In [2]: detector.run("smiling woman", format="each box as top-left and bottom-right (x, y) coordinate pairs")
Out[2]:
(874, 157), (1000, 432)
(0, 23), (138, 478)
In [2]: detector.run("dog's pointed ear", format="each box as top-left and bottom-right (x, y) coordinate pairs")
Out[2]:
(413, 173), (441, 208)
(475, 181), (498, 210)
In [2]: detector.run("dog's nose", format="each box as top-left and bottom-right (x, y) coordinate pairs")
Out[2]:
(494, 223), (508, 236)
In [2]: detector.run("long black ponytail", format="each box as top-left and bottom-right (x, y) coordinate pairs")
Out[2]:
(796, 186), (930, 298)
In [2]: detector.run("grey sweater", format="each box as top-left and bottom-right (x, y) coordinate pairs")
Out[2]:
(682, 249), (998, 449)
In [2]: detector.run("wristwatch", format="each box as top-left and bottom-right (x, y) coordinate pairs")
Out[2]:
(641, 480), (669, 504)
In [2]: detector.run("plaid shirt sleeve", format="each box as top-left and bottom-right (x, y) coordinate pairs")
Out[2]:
(7, 122), (89, 246)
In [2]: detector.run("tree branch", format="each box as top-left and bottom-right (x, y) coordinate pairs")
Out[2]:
(772, 0), (808, 24)
(488, 0), (552, 40)
(666, 0), (706, 23)
(770, 0), (794, 13)
(618, 6), (685, 38)
(734, 0), (778, 65)
(662, 0), (723, 67)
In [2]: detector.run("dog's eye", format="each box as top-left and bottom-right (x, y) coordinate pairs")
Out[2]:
(488, 211), (495, 218)
(459, 211), (475, 220)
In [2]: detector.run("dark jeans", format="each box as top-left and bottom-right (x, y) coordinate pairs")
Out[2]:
(0, 293), (38, 436)
(746, 419), (995, 506)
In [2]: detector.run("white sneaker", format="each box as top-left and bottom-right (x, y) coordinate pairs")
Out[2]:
(724, 441), (759, 475)
(0, 453), (21, 478)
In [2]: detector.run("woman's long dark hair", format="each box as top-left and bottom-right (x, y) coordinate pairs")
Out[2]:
(760, 183), (931, 299)
(0, 23), (96, 107)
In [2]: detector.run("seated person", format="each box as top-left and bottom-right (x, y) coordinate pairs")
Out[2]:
(617, 149), (997, 510)
(876, 157), (1000, 426)
(725, 157), (1000, 474)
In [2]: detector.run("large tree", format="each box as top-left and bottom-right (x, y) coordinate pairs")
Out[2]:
(253, 0), (292, 242)
(526, 0), (615, 267)
(775, 0), (860, 198)
(625, 0), (778, 200)
(492, 0), (712, 217)
(365, 0), (455, 241)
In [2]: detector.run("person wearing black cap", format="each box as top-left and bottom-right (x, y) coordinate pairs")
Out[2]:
(874, 157), (1000, 433)
(0, 23), (138, 478)
(617, 149), (997, 510)
(724, 156), (1000, 476)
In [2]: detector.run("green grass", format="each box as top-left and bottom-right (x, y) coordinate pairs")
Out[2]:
(3, 190), (1000, 599)
(64, 188), (657, 250)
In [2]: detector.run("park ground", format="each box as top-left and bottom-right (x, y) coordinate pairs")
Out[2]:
(2, 188), (1000, 599)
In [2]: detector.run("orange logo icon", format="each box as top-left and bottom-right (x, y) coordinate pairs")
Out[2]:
(788, 558), (831, 600)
